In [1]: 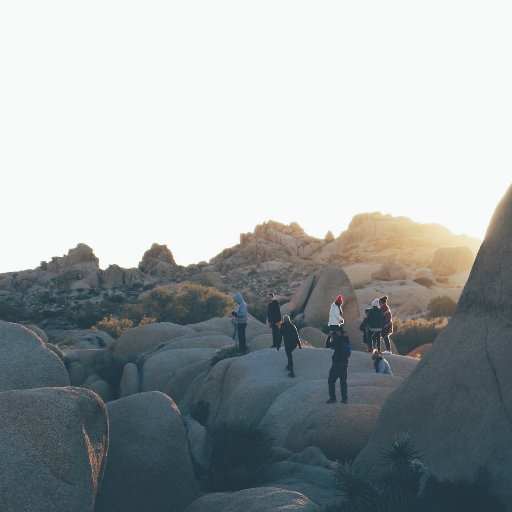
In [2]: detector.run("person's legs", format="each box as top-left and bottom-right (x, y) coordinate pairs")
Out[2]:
(327, 365), (337, 402)
(271, 323), (282, 347)
(286, 349), (293, 372)
(339, 363), (348, 403)
(237, 323), (247, 353)
(382, 334), (391, 352)
(371, 331), (382, 352)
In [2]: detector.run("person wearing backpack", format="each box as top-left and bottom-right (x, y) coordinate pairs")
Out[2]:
(325, 326), (351, 404)
(379, 295), (393, 354)
(278, 315), (302, 378)
(367, 298), (384, 353)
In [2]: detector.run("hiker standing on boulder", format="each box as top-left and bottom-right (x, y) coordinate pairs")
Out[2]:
(325, 326), (351, 404)
(367, 298), (384, 353)
(266, 292), (282, 348)
(359, 307), (372, 352)
(232, 293), (248, 354)
(379, 295), (393, 354)
(278, 315), (302, 378)
(372, 350), (393, 374)
(328, 295), (344, 333)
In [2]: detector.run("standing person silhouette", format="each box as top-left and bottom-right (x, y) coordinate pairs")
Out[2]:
(367, 298), (384, 353)
(379, 295), (393, 354)
(266, 292), (282, 348)
(278, 315), (302, 378)
(232, 293), (248, 354)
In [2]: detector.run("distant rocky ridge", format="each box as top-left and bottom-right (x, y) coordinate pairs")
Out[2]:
(0, 214), (481, 331)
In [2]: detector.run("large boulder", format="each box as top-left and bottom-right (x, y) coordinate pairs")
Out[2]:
(110, 322), (197, 358)
(95, 391), (198, 512)
(371, 260), (408, 281)
(430, 245), (475, 276)
(355, 185), (512, 507)
(0, 320), (70, 391)
(183, 486), (320, 512)
(181, 348), (417, 461)
(287, 266), (363, 350)
(0, 386), (108, 512)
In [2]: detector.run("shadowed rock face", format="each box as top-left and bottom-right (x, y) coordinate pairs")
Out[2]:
(354, 185), (512, 508)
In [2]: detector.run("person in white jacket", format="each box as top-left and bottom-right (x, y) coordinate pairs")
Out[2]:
(328, 295), (344, 332)
(372, 350), (393, 375)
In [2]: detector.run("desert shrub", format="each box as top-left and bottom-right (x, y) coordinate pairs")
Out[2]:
(427, 296), (457, 318)
(328, 437), (505, 512)
(210, 344), (240, 366)
(209, 423), (273, 491)
(190, 400), (210, 426)
(138, 315), (156, 326)
(332, 435), (424, 512)
(140, 283), (232, 324)
(392, 318), (448, 355)
(94, 316), (134, 338)
(413, 277), (435, 288)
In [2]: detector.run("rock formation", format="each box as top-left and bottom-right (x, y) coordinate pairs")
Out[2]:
(354, 185), (512, 507)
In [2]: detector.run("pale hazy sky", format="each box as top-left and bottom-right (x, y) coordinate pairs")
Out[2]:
(1, 1), (510, 273)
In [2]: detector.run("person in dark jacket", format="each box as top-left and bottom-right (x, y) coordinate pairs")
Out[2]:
(325, 326), (350, 404)
(379, 295), (393, 354)
(266, 292), (282, 348)
(232, 292), (248, 354)
(278, 315), (302, 378)
(359, 307), (372, 352)
(367, 298), (384, 353)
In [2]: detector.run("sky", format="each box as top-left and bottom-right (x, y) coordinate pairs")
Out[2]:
(1, 1), (510, 272)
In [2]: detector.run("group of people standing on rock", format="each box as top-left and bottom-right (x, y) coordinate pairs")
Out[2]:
(231, 290), (394, 405)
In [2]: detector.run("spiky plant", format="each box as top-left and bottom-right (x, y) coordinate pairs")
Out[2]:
(376, 434), (425, 498)
(334, 461), (379, 512)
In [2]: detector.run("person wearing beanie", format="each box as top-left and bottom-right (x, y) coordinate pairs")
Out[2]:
(367, 298), (384, 352)
(372, 349), (393, 374)
(379, 295), (393, 354)
(328, 295), (344, 332)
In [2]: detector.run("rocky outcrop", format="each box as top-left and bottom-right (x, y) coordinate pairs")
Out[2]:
(138, 243), (179, 279)
(355, 185), (512, 507)
(0, 386), (108, 512)
(371, 260), (408, 281)
(95, 392), (198, 512)
(285, 266), (364, 350)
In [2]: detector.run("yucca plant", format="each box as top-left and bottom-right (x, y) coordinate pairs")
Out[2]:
(375, 434), (425, 499)
(334, 460), (379, 512)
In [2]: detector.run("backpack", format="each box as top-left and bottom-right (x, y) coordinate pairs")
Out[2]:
(342, 335), (351, 358)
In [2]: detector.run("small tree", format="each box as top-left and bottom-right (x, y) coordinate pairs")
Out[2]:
(94, 316), (133, 338)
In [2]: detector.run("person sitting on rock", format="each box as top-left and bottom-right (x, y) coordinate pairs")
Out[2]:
(372, 349), (393, 375)
(379, 295), (393, 354)
(367, 298), (384, 353)
(325, 326), (351, 404)
(278, 315), (302, 378)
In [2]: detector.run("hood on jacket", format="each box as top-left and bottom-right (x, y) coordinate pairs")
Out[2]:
(234, 293), (244, 304)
